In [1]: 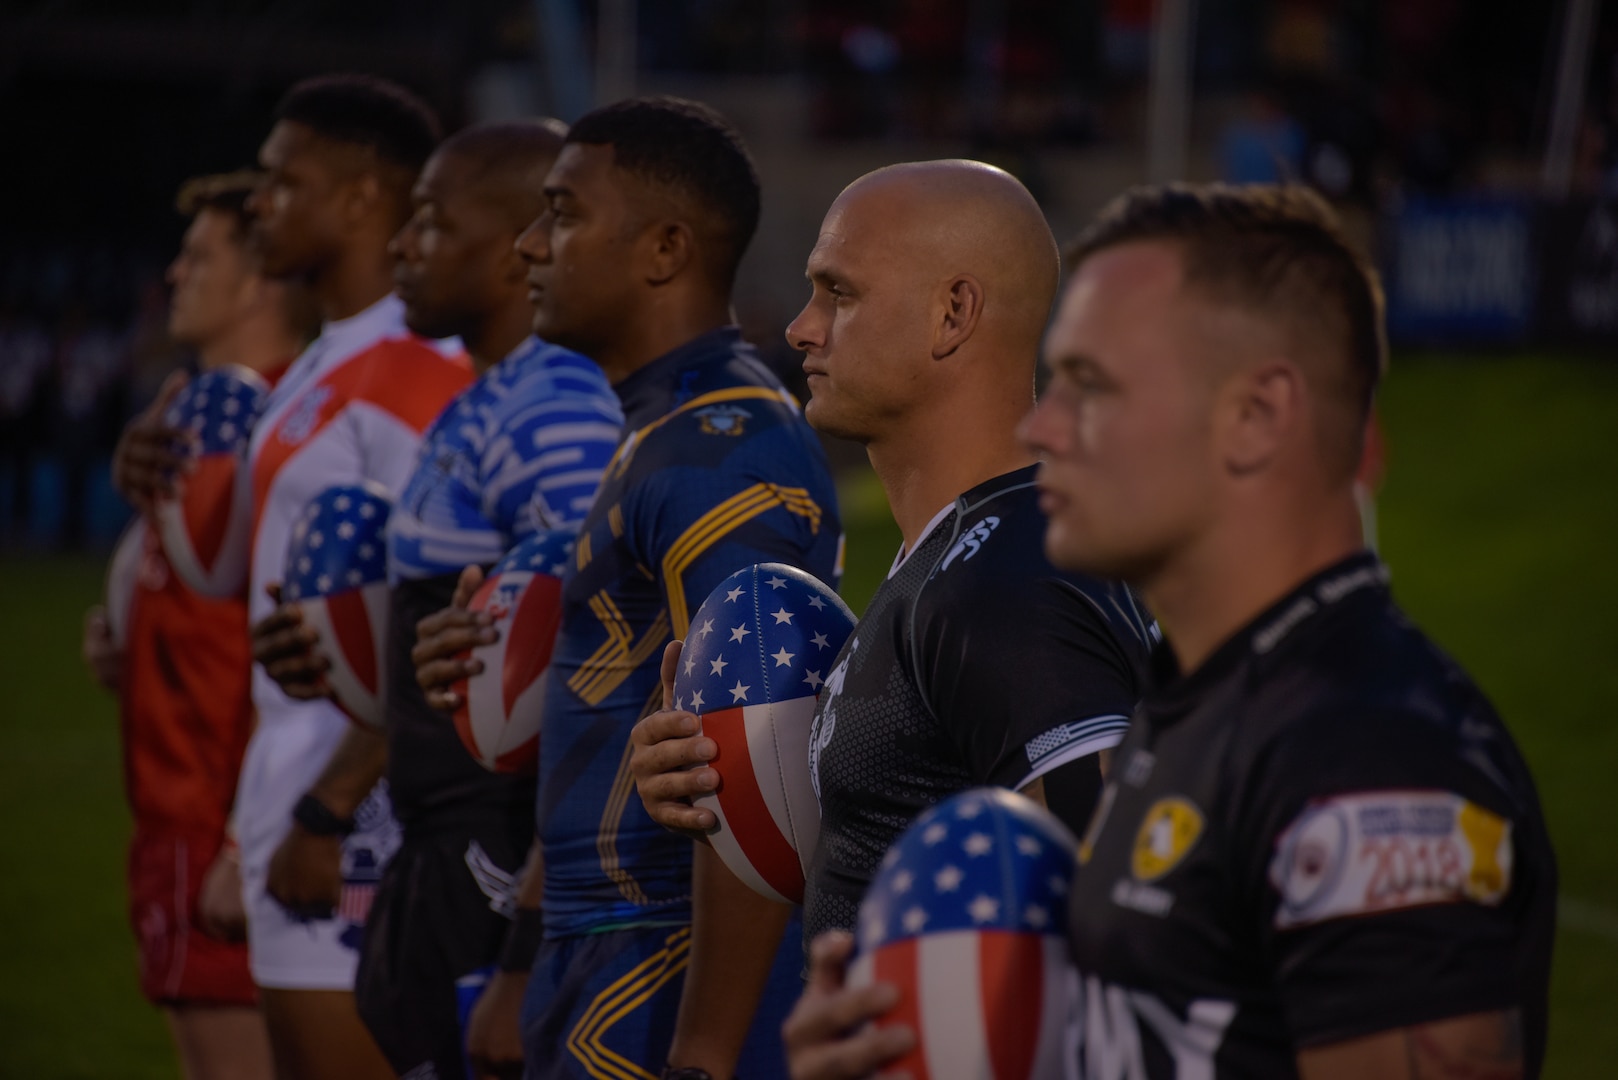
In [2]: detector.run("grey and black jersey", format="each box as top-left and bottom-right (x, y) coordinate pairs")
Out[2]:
(803, 465), (1154, 942)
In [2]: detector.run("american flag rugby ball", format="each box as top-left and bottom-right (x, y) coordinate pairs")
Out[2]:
(282, 482), (392, 730)
(452, 528), (574, 774)
(155, 366), (267, 597)
(848, 788), (1079, 1080)
(672, 562), (855, 904)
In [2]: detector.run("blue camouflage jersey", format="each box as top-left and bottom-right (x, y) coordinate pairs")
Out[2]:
(388, 337), (623, 582)
(538, 327), (842, 937)
(383, 337), (622, 823)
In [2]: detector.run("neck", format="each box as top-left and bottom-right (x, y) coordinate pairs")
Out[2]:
(593, 292), (732, 385)
(312, 236), (396, 322)
(867, 385), (1036, 552)
(198, 316), (299, 374)
(1142, 491), (1364, 676)
(463, 301), (536, 375)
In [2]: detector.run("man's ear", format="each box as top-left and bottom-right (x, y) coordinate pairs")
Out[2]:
(644, 220), (695, 286)
(338, 172), (384, 231)
(1220, 360), (1301, 476)
(933, 274), (984, 360)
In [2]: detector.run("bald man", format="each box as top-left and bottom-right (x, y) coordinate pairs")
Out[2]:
(252, 120), (622, 1080)
(629, 160), (1154, 1078)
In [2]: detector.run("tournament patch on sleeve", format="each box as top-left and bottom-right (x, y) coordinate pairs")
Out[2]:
(1268, 789), (1513, 930)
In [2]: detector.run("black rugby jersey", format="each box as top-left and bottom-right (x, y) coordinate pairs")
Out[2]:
(1065, 552), (1556, 1079)
(803, 465), (1154, 942)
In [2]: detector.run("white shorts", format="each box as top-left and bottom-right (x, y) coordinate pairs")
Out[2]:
(238, 693), (401, 991)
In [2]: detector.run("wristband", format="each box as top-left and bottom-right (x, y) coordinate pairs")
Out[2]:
(497, 906), (546, 973)
(292, 793), (355, 838)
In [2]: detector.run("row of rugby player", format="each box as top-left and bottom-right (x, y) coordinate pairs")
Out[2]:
(89, 73), (1553, 1080)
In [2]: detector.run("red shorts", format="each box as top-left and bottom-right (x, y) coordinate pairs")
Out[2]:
(128, 829), (258, 1007)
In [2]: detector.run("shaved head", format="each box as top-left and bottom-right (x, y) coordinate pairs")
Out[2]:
(830, 160), (1060, 359)
(790, 159), (1060, 445)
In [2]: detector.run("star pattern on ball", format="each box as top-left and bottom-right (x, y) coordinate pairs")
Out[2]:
(164, 370), (269, 456)
(283, 486), (391, 601)
(675, 565), (854, 727)
(854, 789), (1080, 954)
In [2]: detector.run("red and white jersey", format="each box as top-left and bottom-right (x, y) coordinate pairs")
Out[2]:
(245, 294), (470, 726)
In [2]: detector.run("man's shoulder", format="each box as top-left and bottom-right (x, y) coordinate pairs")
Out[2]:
(924, 480), (1144, 630)
(637, 377), (824, 483)
(1237, 597), (1528, 801)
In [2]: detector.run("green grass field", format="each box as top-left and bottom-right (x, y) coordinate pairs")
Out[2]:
(0, 354), (1613, 1077)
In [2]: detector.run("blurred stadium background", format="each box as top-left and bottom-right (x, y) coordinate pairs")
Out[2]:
(0, 1), (1614, 1076)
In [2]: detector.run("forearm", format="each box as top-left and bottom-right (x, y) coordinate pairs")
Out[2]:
(669, 843), (794, 1077)
(1298, 1008), (1524, 1080)
(305, 724), (389, 818)
(496, 841), (546, 972)
(515, 838), (546, 910)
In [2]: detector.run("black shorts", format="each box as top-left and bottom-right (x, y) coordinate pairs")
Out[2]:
(356, 813), (532, 1079)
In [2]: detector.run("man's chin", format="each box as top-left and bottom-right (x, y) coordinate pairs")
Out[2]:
(403, 311), (459, 342)
(801, 397), (871, 444)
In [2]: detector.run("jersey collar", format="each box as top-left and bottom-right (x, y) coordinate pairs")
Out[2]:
(1146, 549), (1390, 707)
(887, 465), (1041, 578)
(889, 501), (956, 578)
(610, 325), (746, 427)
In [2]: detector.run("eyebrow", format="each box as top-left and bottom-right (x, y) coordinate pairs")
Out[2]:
(804, 257), (850, 288)
(1047, 351), (1102, 377)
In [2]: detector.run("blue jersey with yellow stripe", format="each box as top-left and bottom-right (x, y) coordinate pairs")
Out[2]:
(537, 327), (842, 937)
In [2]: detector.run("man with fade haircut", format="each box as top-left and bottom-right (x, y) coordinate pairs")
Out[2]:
(411, 97), (841, 1079)
(795, 183), (1557, 1080)
(108, 73), (472, 1080)
(252, 119), (623, 1080)
(91, 171), (314, 1080)
(628, 160), (1154, 1080)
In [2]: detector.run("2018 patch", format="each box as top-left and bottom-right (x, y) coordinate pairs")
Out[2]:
(1131, 797), (1204, 882)
(694, 404), (751, 436)
(1268, 788), (1513, 930)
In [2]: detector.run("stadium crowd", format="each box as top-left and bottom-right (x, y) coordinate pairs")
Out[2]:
(79, 71), (1552, 1080)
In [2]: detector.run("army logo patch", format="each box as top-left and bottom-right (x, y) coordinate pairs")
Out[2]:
(695, 404), (750, 436)
(1131, 797), (1204, 881)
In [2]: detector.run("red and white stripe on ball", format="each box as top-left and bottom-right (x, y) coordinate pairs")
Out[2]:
(453, 567), (562, 773)
(297, 581), (389, 730)
(693, 693), (821, 905)
(847, 930), (1070, 1080)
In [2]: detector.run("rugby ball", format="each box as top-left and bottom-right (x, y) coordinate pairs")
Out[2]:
(282, 483), (392, 729)
(847, 788), (1078, 1080)
(452, 528), (574, 774)
(672, 563), (856, 905)
(105, 520), (147, 648)
(155, 366), (267, 597)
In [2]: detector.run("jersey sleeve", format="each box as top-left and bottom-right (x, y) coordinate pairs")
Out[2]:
(632, 433), (838, 638)
(1238, 709), (1544, 1048)
(495, 375), (622, 535)
(913, 569), (1140, 797)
